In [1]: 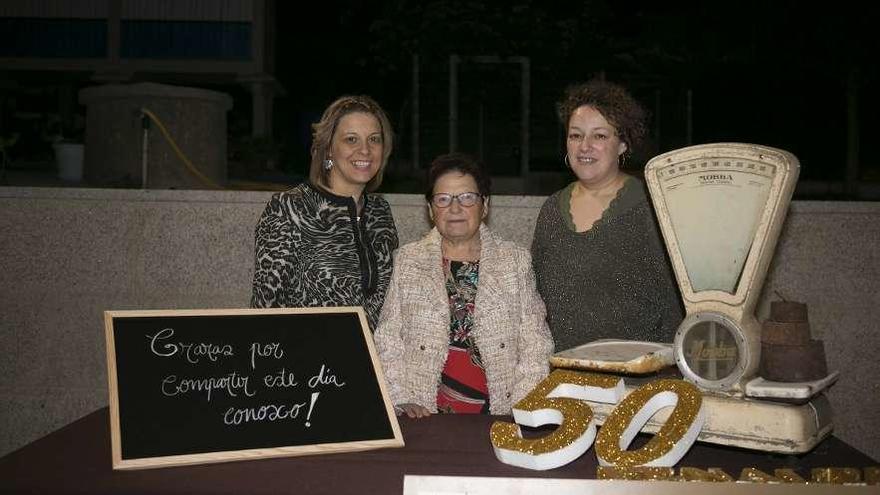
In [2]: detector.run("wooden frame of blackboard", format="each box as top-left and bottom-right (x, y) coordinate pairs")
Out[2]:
(104, 307), (404, 470)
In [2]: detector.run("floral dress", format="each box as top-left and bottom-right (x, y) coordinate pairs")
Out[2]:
(436, 258), (489, 413)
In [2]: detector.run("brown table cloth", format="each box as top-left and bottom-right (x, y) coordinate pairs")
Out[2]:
(0, 408), (875, 494)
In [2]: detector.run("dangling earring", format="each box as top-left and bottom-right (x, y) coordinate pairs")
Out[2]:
(323, 158), (334, 171)
(563, 153), (571, 169)
(619, 152), (628, 169)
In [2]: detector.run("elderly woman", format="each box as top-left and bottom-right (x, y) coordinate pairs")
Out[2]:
(251, 95), (399, 330)
(532, 79), (683, 352)
(375, 153), (553, 418)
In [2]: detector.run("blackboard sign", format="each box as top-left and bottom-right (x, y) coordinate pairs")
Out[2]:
(104, 307), (403, 470)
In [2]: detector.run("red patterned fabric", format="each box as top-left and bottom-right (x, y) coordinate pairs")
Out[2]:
(436, 259), (489, 414)
(437, 347), (489, 413)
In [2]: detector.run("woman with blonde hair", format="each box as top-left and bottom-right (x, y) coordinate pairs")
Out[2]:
(251, 95), (398, 330)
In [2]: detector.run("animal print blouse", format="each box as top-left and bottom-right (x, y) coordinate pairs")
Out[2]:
(250, 181), (399, 330)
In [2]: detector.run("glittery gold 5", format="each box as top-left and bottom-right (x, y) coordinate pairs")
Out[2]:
(595, 379), (704, 467)
(490, 369), (623, 470)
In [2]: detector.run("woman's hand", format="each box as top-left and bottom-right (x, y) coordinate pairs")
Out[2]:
(396, 403), (432, 419)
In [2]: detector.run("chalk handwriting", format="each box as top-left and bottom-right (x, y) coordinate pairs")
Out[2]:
(250, 342), (284, 369)
(223, 402), (308, 425)
(305, 392), (319, 427)
(145, 333), (351, 428)
(161, 372), (256, 402)
(264, 368), (299, 388)
(308, 364), (346, 389)
(147, 328), (234, 364)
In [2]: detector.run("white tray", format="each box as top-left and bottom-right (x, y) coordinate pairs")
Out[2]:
(745, 371), (840, 400)
(550, 339), (674, 375)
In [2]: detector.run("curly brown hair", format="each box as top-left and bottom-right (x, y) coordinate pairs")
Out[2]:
(309, 95), (394, 192)
(557, 80), (648, 159)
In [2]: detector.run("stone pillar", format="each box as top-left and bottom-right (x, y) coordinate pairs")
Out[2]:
(79, 83), (232, 189)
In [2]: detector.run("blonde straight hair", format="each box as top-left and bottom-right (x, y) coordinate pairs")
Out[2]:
(308, 95), (394, 192)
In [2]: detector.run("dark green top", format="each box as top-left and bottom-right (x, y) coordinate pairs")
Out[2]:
(531, 176), (683, 352)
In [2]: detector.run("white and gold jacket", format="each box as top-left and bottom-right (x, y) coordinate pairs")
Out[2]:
(374, 225), (553, 414)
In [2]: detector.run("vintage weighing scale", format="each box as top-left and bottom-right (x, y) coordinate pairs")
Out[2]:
(551, 143), (837, 453)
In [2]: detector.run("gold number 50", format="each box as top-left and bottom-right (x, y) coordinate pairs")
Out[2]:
(491, 370), (704, 470)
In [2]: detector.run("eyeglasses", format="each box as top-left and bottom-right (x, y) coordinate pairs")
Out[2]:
(430, 192), (482, 208)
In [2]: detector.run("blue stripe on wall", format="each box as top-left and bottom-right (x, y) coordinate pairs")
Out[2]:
(121, 20), (251, 60)
(0, 18), (107, 58)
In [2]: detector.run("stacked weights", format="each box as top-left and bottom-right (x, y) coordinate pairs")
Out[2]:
(760, 300), (828, 382)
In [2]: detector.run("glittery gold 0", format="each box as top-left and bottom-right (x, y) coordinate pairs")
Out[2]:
(865, 467), (880, 485)
(740, 468), (781, 483)
(490, 369), (623, 470)
(678, 467), (733, 482)
(597, 466), (675, 480)
(812, 467), (861, 484)
(595, 379), (704, 467)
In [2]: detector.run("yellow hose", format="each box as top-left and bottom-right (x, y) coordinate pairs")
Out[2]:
(140, 107), (224, 190)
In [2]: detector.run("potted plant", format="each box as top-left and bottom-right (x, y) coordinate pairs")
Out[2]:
(49, 115), (85, 182)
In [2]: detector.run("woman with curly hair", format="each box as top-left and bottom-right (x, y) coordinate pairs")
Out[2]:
(531, 79), (682, 352)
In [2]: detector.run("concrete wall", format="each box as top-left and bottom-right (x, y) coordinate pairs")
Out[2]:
(0, 187), (878, 460)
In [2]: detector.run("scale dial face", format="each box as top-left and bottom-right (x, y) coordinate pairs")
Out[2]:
(675, 312), (749, 389)
(652, 157), (776, 295)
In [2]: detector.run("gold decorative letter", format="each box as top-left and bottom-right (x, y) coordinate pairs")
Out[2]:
(490, 369), (623, 470)
(679, 467), (734, 482)
(597, 466), (675, 480)
(864, 467), (879, 485)
(812, 467), (861, 484)
(774, 469), (806, 483)
(595, 379), (704, 467)
(740, 468), (781, 483)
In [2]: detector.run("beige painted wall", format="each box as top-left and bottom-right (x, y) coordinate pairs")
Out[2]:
(0, 187), (877, 461)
